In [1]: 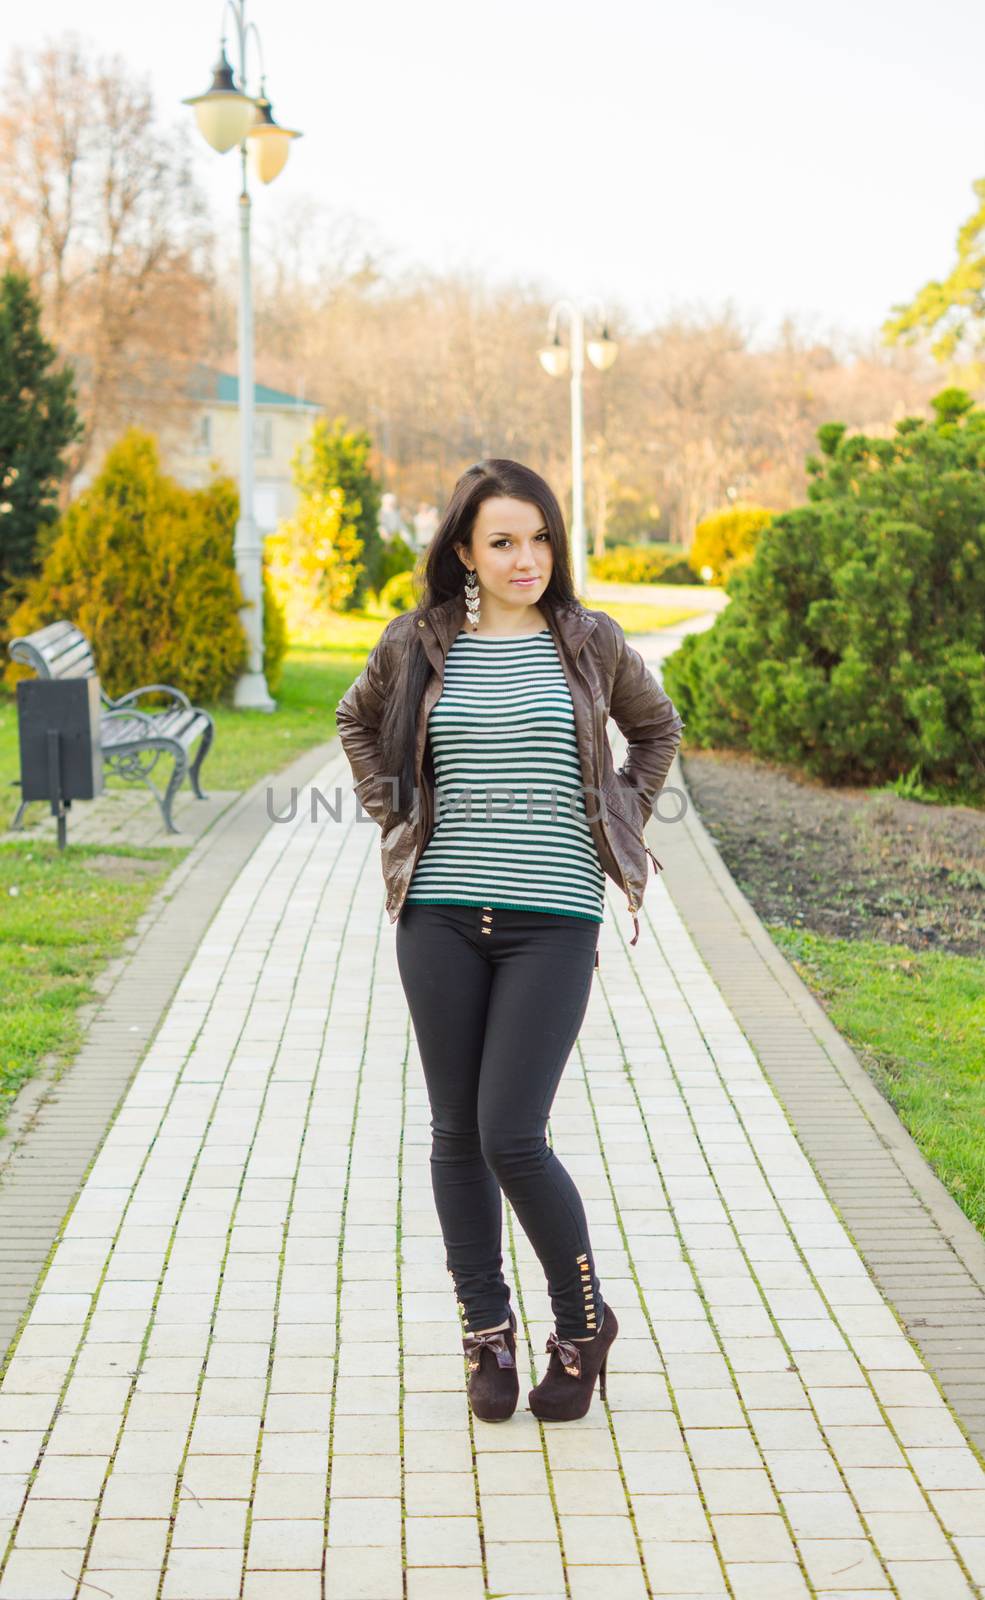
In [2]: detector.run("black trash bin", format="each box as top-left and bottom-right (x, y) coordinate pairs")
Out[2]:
(14, 676), (104, 848)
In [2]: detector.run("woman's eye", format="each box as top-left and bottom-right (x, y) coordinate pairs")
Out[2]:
(495, 534), (550, 547)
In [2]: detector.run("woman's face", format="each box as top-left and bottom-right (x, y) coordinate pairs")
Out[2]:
(456, 496), (554, 606)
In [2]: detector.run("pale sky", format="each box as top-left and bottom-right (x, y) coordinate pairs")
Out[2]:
(9, 0), (985, 348)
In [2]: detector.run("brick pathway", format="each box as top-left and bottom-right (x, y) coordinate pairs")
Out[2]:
(2, 723), (985, 1596)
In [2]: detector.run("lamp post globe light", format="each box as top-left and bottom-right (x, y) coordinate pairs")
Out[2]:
(537, 299), (618, 597)
(182, 3), (302, 711)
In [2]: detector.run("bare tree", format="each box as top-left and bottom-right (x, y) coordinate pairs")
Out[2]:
(0, 35), (215, 481)
(204, 210), (944, 549)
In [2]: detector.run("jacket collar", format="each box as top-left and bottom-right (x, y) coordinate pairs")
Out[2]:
(420, 587), (598, 666)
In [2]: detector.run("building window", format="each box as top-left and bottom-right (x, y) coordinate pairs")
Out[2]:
(192, 413), (212, 454)
(254, 417), (273, 457)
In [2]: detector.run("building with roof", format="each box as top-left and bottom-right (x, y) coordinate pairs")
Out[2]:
(165, 366), (325, 533)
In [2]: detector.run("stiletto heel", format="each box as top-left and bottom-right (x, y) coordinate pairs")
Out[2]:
(599, 1352), (608, 1402)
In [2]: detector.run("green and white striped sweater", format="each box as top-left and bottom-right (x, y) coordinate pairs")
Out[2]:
(404, 628), (605, 922)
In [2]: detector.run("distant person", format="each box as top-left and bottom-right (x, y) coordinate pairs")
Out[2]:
(413, 501), (439, 551)
(379, 491), (408, 544)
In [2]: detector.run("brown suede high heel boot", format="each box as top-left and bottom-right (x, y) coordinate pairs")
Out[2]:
(462, 1307), (519, 1422)
(527, 1302), (619, 1421)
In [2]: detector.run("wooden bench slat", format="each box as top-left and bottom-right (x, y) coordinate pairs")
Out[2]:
(102, 718), (148, 746)
(154, 709), (205, 738)
(43, 639), (94, 675)
(48, 654), (94, 679)
(102, 711), (210, 750)
(26, 620), (80, 650)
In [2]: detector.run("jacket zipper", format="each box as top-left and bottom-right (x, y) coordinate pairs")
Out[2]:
(392, 776), (430, 917)
(600, 790), (663, 947)
(392, 674), (440, 916)
(604, 791), (663, 874)
(572, 646), (649, 947)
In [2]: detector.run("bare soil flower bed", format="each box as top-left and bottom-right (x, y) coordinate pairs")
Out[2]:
(679, 749), (985, 959)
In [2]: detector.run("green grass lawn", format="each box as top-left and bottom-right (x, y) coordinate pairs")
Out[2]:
(194, 642), (367, 791)
(0, 695), (16, 834)
(0, 842), (181, 1138)
(770, 924), (985, 1235)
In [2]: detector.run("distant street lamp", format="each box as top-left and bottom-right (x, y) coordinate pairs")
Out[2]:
(538, 299), (618, 596)
(182, 3), (302, 711)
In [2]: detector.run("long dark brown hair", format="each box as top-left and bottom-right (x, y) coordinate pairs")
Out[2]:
(377, 458), (581, 823)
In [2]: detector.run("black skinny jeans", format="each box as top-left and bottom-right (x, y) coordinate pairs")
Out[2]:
(395, 900), (604, 1340)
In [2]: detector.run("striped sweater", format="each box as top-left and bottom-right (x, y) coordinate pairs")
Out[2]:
(404, 628), (605, 921)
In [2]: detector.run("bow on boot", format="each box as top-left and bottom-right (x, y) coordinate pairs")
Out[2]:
(462, 1311), (520, 1423)
(463, 1325), (516, 1373)
(545, 1329), (583, 1378)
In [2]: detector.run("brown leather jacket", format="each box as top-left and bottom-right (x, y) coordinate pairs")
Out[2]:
(335, 588), (684, 948)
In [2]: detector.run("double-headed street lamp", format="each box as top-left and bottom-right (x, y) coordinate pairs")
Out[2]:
(538, 299), (618, 598)
(183, 2), (302, 711)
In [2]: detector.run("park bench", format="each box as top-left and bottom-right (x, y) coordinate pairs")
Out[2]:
(7, 620), (215, 835)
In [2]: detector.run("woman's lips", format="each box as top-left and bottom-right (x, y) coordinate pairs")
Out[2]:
(511, 577), (539, 585)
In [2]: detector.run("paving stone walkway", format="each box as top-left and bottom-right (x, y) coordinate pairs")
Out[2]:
(2, 673), (985, 1598)
(1, 782), (241, 850)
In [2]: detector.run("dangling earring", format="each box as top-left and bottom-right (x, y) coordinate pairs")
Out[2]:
(464, 566), (481, 632)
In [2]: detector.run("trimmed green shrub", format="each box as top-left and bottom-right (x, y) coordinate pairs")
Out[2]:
(3, 428), (287, 706)
(589, 544), (700, 584)
(691, 504), (773, 585)
(663, 393), (985, 795)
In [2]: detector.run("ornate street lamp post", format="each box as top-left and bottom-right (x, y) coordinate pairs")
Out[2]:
(183, 3), (301, 710)
(538, 299), (618, 597)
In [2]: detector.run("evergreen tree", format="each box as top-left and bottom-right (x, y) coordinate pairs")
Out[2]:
(0, 269), (82, 619)
(663, 391), (985, 797)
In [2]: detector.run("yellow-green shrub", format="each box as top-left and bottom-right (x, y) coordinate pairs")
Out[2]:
(589, 545), (700, 584)
(691, 504), (773, 586)
(3, 428), (287, 706)
(262, 566), (288, 696)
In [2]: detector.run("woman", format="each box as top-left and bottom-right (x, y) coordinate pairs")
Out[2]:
(336, 459), (684, 1423)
